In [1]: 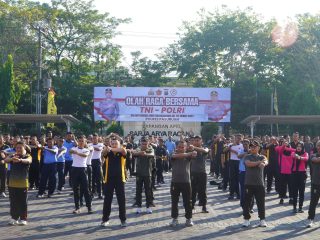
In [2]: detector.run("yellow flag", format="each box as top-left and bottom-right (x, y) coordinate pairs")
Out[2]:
(47, 88), (57, 128)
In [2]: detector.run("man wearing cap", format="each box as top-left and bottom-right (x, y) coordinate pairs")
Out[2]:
(204, 90), (228, 122)
(99, 88), (119, 121)
(242, 140), (268, 228)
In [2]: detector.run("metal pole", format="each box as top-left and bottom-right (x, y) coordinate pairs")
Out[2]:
(271, 89), (273, 135)
(36, 27), (42, 137)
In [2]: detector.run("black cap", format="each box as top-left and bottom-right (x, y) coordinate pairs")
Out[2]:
(105, 88), (112, 92)
(66, 131), (73, 135)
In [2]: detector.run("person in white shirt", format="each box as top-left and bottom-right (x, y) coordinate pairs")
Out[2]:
(91, 133), (104, 199)
(69, 135), (92, 214)
(228, 134), (244, 200)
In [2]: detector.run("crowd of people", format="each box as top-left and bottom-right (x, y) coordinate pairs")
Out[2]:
(0, 131), (320, 228)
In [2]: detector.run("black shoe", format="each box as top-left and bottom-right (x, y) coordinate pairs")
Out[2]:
(250, 209), (254, 214)
(228, 195), (234, 200)
(132, 202), (138, 207)
(80, 202), (84, 207)
(289, 199), (293, 205)
(150, 202), (156, 207)
(47, 194), (52, 198)
(202, 206), (209, 213)
(236, 195), (240, 200)
(279, 199), (284, 204)
(298, 208), (304, 213)
(98, 195), (103, 200)
(88, 207), (93, 214)
(293, 208), (298, 214)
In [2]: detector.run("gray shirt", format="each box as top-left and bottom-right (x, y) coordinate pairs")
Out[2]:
(135, 147), (155, 177)
(244, 154), (266, 186)
(191, 151), (207, 173)
(311, 153), (320, 185)
(171, 156), (191, 183)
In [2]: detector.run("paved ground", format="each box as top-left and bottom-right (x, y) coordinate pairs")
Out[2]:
(0, 168), (320, 240)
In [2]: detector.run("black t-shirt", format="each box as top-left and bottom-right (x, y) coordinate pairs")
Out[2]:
(155, 145), (167, 159)
(105, 151), (125, 178)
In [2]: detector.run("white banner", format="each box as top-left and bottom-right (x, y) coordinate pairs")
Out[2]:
(94, 87), (231, 122)
(123, 122), (201, 140)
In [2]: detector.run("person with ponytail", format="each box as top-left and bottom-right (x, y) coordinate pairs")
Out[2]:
(291, 142), (308, 213)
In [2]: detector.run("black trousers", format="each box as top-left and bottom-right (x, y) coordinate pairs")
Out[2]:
(57, 162), (65, 191)
(0, 164), (6, 193)
(229, 160), (240, 196)
(92, 159), (102, 196)
(9, 187), (28, 220)
(156, 159), (164, 183)
(292, 171), (306, 209)
(163, 159), (169, 173)
(214, 154), (222, 177)
(243, 185), (265, 220)
(171, 182), (192, 219)
(80, 165), (93, 202)
(126, 157), (132, 176)
(136, 176), (152, 208)
(279, 173), (291, 199)
(191, 172), (207, 208)
(308, 184), (320, 220)
(64, 161), (73, 188)
(71, 167), (91, 209)
(264, 165), (276, 192)
(29, 162), (39, 189)
(222, 161), (229, 190)
(102, 177), (126, 222)
(38, 163), (57, 195)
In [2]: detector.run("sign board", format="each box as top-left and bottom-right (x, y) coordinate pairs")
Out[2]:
(94, 87), (231, 122)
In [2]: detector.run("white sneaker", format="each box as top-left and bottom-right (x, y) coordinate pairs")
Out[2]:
(185, 218), (194, 227)
(136, 207), (142, 214)
(18, 220), (28, 226)
(1, 192), (6, 198)
(101, 221), (110, 227)
(146, 207), (152, 214)
(192, 208), (197, 214)
(260, 219), (267, 227)
(307, 219), (314, 228)
(8, 219), (18, 226)
(73, 209), (81, 214)
(242, 219), (250, 227)
(170, 218), (179, 227)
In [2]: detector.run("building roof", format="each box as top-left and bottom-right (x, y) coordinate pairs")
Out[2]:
(0, 114), (80, 124)
(241, 115), (320, 125)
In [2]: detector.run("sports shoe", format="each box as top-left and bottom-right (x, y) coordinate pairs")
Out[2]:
(146, 207), (152, 214)
(73, 209), (81, 214)
(120, 221), (127, 227)
(1, 192), (7, 198)
(242, 220), (250, 227)
(37, 194), (45, 198)
(8, 219), (18, 226)
(57, 190), (61, 194)
(260, 220), (268, 227)
(279, 199), (284, 204)
(307, 219), (314, 228)
(87, 207), (93, 214)
(170, 218), (178, 227)
(192, 208), (197, 214)
(101, 221), (110, 227)
(202, 206), (209, 213)
(18, 220), (28, 226)
(136, 207), (142, 214)
(185, 218), (194, 227)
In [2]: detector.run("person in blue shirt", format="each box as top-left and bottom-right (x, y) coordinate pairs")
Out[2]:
(37, 138), (58, 198)
(57, 137), (67, 193)
(63, 132), (78, 189)
(165, 136), (176, 172)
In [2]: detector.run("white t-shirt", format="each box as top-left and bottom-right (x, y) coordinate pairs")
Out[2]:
(91, 143), (104, 160)
(86, 144), (94, 165)
(71, 147), (90, 168)
(230, 144), (244, 160)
